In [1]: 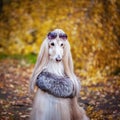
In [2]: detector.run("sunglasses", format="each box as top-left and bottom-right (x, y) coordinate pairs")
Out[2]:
(47, 32), (67, 40)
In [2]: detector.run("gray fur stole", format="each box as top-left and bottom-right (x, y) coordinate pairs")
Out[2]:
(36, 71), (75, 98)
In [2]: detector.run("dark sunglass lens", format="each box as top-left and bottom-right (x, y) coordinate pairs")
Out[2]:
(59, 34), (67, 39)
(48, 32), (57, 39)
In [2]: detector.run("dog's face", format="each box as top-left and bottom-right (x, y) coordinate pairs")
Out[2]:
(47, 29), (67, 62)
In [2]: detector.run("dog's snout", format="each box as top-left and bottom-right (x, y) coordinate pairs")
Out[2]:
(56, 55), (62, 62)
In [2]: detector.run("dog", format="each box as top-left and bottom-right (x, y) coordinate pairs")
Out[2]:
(29, 29), (89, 120)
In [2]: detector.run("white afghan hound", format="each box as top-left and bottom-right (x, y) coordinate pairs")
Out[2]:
(29, 29), (89, 120)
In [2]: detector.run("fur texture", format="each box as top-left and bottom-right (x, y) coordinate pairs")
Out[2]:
(36, 71), (75, 98)
(30, 29), (89, 120)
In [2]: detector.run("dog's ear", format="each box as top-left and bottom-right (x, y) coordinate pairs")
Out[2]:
(30, 39), (49, 93)
(63, 41), (80, 95)
(63, 41), (74, 78)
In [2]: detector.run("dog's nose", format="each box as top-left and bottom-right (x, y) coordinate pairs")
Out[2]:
(56, 55), (62, 62)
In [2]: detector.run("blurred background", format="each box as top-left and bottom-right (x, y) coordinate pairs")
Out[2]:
(0, 0), (120, 119)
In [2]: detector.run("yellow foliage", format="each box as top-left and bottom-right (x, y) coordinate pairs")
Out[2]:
(0, 0), (120, 81)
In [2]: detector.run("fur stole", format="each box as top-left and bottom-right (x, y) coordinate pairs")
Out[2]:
(36, 71), (75, 98)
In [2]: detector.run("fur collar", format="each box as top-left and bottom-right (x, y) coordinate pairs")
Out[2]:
(36, 71), (75, 98)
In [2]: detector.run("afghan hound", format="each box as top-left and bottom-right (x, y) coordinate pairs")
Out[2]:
(29, 29), (89, 120)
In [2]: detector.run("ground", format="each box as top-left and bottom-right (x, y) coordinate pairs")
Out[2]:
(0, 59), (120, 120)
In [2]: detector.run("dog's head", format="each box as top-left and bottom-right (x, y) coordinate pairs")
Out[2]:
(47, 29), (67, 62)
(33, 28), (73, 74)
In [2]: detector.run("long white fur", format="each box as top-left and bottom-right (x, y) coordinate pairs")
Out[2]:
(30, 29), (89, 120)
(44, 61), (64, 76)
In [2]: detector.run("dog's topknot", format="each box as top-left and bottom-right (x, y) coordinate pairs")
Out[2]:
(51, 28), (65, 34)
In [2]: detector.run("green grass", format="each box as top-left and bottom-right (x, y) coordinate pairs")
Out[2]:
(0, 53), (37, 64)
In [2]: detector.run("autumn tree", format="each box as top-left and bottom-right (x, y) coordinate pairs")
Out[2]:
(0, 0), (120, 80)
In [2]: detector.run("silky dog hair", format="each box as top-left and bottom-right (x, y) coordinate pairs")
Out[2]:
(29, 29), (89, 120)
(30, 29), (79, 94)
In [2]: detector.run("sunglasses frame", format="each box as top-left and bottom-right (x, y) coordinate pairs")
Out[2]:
(47, 32), (67, 40)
